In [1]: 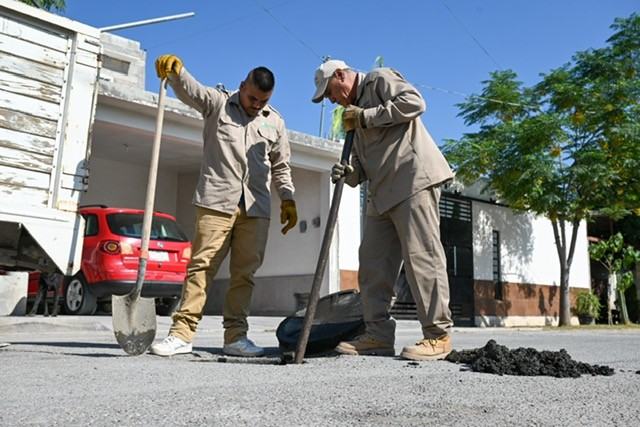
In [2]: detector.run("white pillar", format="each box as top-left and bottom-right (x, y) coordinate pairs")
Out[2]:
(0, 272), (28, 316)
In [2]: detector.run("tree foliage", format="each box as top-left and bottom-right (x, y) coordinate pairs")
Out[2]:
(442, 14), (640, 326)
(589, 233), (640, 324)
(18, 0), (66, 12)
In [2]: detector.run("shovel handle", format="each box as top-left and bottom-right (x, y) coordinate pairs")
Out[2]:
(132, 78), (168, 298)
(294, 131), (355, 364)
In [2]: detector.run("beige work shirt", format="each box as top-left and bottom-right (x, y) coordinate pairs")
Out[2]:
(352, 68), (454, 215)
(167, 68), (294, 218)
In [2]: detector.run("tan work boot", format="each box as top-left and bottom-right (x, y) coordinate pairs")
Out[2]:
(400, 335), (451, 361)
(335, 334), (395, 356)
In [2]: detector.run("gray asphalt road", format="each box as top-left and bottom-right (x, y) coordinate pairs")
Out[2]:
(1, 315), (638, 426)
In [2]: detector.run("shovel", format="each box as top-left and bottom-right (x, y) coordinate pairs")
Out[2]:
(112, 78), (168, 355)
(294, 130), (355, 364)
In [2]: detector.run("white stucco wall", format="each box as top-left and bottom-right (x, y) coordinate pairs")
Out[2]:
(262, 168), (325, 277)
(80, 156), (178, 216)
(337, 185), (362, 272)
(473, 201), (591, 289)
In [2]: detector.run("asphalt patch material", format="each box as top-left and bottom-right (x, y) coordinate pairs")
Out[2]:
(445, 339), (615, 378)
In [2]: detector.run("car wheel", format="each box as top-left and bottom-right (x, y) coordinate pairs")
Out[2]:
(63, 273), (97, 315)
(156, 297), (181, 316)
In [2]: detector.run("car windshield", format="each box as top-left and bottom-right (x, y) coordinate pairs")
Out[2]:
(106, 213), (189, 242)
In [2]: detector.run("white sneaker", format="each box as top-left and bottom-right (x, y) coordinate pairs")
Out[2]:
(223, 338), (265, 357)
(150, 335), (192, 356)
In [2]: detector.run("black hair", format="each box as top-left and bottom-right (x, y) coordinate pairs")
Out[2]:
(247, 67), (275, 92)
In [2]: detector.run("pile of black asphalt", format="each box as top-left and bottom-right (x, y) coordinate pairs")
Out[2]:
(445, 339), (615, 378)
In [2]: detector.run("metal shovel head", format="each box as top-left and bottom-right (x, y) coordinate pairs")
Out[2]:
(112, 293), (157, 355)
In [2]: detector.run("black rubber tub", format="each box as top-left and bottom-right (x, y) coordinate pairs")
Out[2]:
(276, 289), (365, 356)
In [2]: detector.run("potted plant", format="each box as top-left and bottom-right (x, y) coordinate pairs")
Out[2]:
(573, 291), (602, 325)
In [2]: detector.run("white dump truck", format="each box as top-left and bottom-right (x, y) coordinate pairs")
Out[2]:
(0, 0), (101, 277)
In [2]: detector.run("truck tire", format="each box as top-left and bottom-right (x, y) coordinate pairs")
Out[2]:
(63, 273), (97, 315)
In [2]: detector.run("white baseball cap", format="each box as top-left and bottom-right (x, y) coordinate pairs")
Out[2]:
(311, 59), (349, 103)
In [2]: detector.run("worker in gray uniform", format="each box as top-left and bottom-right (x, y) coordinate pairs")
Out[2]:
(151, 55), (297, 357)
(311, 59), (454, 361)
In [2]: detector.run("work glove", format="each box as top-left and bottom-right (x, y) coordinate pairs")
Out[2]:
(331, 163), (360, 187)
(280, 200), (298, 235)
(342, 105), (365, 132)
(155, 54), (183, 79)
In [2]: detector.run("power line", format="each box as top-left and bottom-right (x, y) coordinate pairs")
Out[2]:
(440, 0), (502, 70)
(140, 1), (526, 110)
(253, 0), (323, 61)
(142, 0), (298, 52)
(249, 0), (521, 109)
(413, 82), (539, 110)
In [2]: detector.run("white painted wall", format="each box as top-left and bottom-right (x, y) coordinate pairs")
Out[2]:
(0, 272), (28, 316)
(81, 156), (178, 216)
(262, 168), (325, 277)
(473, 201), (591, 288)
(337, 185), (362, 272)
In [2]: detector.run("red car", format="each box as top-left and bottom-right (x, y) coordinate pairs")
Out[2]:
(30, 206), (191, 316)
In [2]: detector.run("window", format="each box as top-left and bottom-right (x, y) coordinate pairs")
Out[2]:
(492, 230), (503, 300)
(102, 55), (130, 74)
(83, 214), (99, 237)
(106, 213), (189, 242)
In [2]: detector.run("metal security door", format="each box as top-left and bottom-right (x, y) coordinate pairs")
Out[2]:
(391, 193), (475, 326)
(439, 195), (474, 326)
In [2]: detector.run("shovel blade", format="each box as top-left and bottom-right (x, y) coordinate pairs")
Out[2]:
(112, 294), (157, 355)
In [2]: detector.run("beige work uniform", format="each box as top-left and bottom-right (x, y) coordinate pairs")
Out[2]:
(167, 69), (294, 344)
(351, 68), (454, 342)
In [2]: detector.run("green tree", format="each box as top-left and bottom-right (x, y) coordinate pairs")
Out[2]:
(19, 0), (66, 12)
(442, 14), (640, 326)
(589, 233), (640, 325)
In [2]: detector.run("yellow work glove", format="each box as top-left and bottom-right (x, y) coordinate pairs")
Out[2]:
(155, 54), (183, 79)
(331, 163), (360, 187)
(342, 105), (365, 132)
(280, 200), (298, 235)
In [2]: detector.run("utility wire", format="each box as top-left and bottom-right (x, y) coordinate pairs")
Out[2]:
(142, 0), (298, 52)
(253, 0), (323, 61)
(413, 83), (539, 110)
(250, 0), (524, 109)
(152, 1), (526, 110)
(440, 0), (502, 70)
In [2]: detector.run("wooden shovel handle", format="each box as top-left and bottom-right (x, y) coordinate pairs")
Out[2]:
(131, 78), (167, 298)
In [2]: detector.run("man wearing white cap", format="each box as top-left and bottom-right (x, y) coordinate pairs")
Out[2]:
(312, 60), (454, 361)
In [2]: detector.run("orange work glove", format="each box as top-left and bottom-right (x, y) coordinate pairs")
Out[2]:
(280, 200), (298, 235)
(155, 54), (183, 79)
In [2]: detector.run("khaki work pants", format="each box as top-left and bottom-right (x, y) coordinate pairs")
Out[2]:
(170, 205), (269, 344)
(359, 186), (452, 343)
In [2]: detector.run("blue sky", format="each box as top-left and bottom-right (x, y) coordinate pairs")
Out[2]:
(60, 0), (638, 144)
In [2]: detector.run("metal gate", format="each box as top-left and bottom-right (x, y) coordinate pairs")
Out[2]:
(391, 193), (475, 326)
